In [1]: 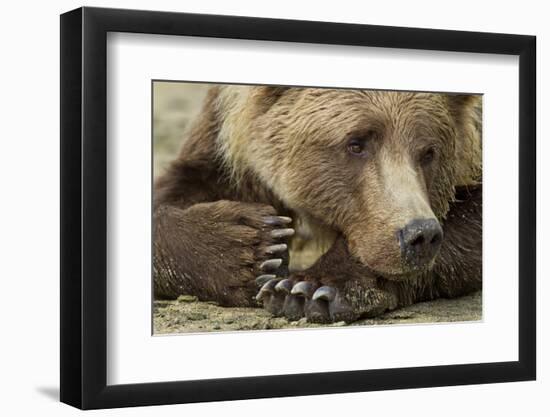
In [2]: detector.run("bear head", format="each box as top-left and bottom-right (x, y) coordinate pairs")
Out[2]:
(215, 86), (481, 279)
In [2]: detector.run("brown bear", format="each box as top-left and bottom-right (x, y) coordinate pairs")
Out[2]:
(153, 85), (482, 323)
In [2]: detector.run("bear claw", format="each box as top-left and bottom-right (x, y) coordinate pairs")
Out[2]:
(256, 274), (276, 287)
(270, 228), (295, 239)
(311, 287), (359, 323)
(312, 286), (336, 302)
(273, 278), (293, 294)
(264, 243), (287, 255)
(290, 281), (316, 298)
(254, 217), (291, 287)
(256, 278), (287, 316)
(263, 216), (293, 226)
(260, 258), (283, 272)
(256, 278), (279, 299)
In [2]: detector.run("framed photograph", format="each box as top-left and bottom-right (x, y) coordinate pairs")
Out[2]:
(60, 6), (536, 410)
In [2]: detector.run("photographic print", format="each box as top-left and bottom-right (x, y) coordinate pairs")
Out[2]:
(61, 8), (536, 408)
(152, 81), (482, 334)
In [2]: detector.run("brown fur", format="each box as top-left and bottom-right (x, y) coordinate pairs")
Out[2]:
(153, 85), (482, 319)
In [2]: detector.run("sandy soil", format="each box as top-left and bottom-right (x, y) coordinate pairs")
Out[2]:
(153, 81), (208, 177)
(152, 81), (482, 335)
(153, 291), (482, 334)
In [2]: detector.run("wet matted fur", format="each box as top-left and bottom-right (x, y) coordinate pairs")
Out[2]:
(153, 85), (482, 323)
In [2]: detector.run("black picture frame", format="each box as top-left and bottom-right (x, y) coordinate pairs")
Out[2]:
(60, 6), (536, 410)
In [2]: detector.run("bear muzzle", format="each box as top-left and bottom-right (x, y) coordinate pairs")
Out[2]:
(397, 218), (443, 271)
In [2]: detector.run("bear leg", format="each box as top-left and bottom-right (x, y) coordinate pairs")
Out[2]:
(154, 200), (293, 307)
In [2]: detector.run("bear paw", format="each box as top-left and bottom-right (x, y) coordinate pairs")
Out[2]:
(255, 279), (361, 323)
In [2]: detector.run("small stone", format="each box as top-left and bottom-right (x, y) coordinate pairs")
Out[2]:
(177, 295), (198, 303)
(186, 312), (207, 321)
(154, 300), (172, 307)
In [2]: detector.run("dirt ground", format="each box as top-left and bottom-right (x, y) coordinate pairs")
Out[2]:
(152, 81), (482, 335)
(153, 291), (482, 334)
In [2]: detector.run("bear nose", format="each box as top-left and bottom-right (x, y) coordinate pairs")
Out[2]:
(398, 218), (443, 268)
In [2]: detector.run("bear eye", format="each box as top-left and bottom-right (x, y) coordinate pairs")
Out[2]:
(347, 131), (376, 157)
(348, 139), (366, 155)
(420, 147), (436, 165)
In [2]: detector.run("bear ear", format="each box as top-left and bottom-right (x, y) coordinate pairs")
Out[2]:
(251, 86), (290, 113)
(447, 94), (481, 121)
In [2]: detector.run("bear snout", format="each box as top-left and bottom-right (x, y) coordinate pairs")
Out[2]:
(398, 218), (443, 270)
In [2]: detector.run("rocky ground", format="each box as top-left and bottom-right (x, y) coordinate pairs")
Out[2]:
(153, 291), (482, 334)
